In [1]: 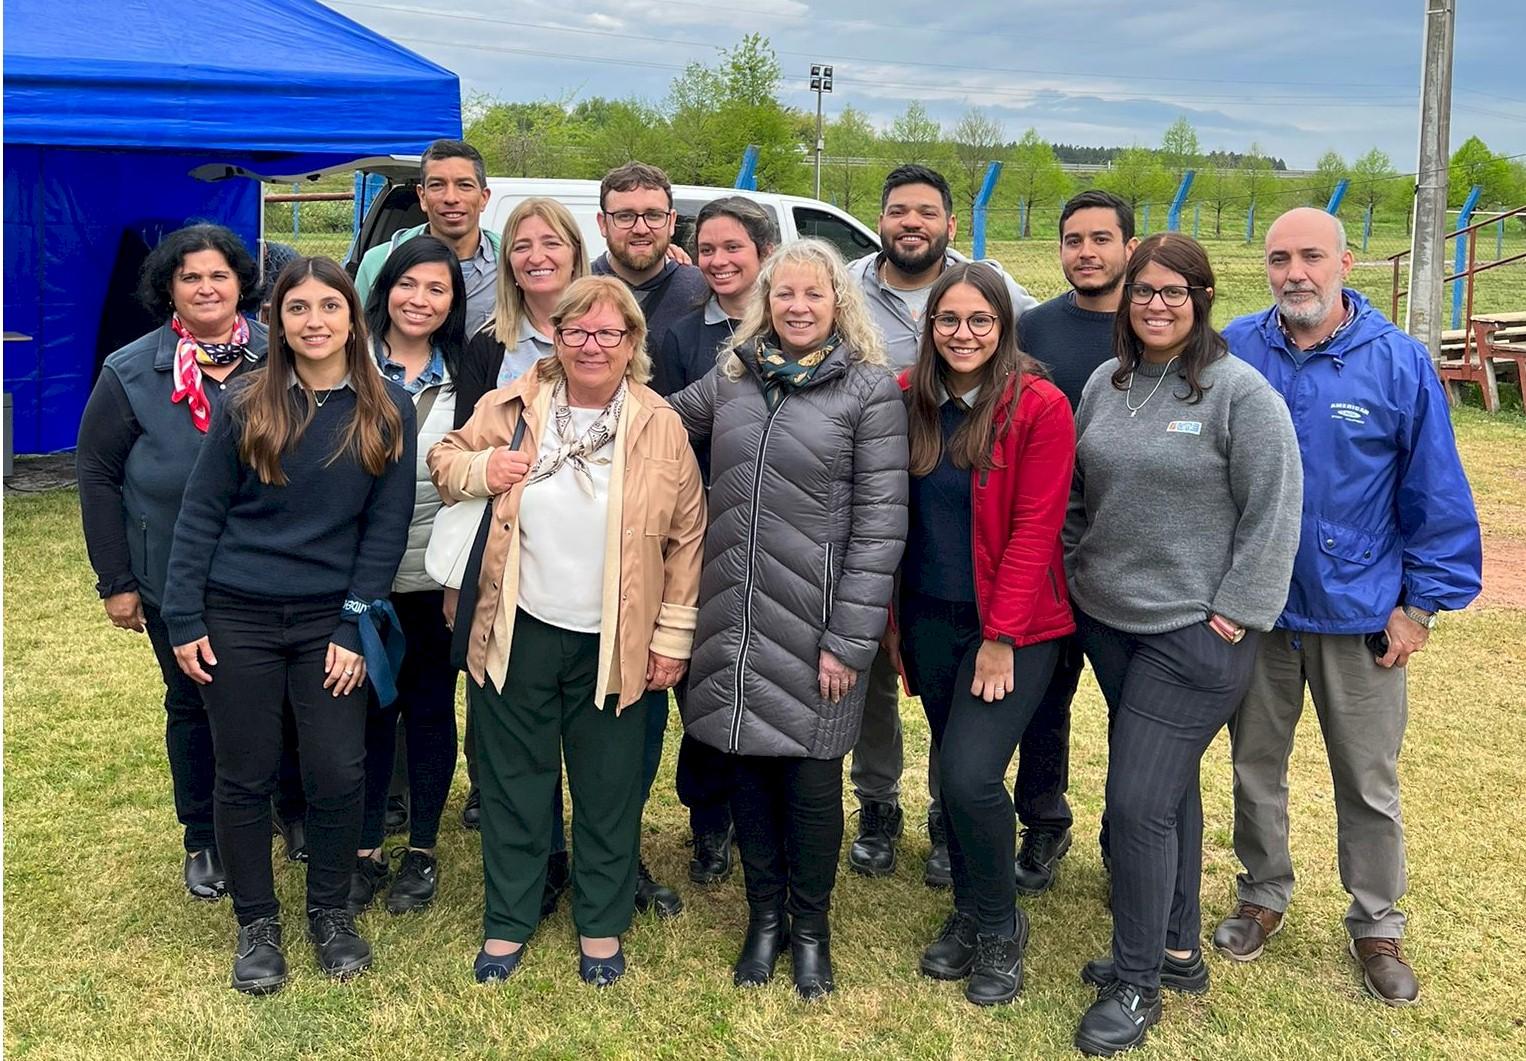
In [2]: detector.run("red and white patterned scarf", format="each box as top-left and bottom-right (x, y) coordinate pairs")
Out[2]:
(170, 313), (251, 432)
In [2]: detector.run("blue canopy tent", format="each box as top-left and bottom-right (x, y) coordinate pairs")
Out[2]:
(3, 0), (461, 453)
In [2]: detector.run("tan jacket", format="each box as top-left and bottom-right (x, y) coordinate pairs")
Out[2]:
(427, 369), (706, 711)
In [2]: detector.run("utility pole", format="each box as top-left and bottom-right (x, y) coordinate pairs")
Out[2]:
(1408, 0), (1455, 368)
(810, 63), (833, 200)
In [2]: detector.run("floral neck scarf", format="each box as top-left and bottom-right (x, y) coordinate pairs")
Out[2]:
(524, 377), (626, 497)
(169, 313), (251, 432)
(747, 332), (840, 410)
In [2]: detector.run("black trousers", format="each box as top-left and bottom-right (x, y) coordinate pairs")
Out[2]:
(1015, 634), (1082, 832)
(903, 593), (1060, 934)
(728, 752), (845, 918)
(674, 680), (733, 835)
(200, 591), (368, 925)
(359, 590), (458, 850)
(1076, 610), (1260, 992)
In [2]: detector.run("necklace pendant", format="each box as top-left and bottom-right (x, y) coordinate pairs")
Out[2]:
(1129, 409), (1138, 417)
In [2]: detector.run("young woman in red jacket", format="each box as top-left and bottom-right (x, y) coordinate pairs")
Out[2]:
(891, 262), (1076, 1007)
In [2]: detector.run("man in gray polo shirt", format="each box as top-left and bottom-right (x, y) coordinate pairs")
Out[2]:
(846, 165), (1037, 883)
(355, 139), (501, 335)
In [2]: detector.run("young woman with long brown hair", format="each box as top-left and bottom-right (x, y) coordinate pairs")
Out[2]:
(892, 262), (1076, 1006)
(162, 256), (416, 995)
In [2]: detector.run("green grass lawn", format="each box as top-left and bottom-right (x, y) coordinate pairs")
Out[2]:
(5, 412), (1525, 1060)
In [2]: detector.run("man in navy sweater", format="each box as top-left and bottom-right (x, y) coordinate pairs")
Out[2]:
(1011, 190), (1137, 894)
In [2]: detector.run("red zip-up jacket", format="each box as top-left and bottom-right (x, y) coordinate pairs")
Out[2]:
(893, 370), (1076, 690)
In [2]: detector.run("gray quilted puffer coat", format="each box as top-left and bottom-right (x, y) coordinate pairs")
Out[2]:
(666, 341), (908, 759)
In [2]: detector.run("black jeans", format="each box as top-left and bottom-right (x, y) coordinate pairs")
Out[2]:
(674, 680), (733, 835)
(1015, 635), (1082, 832)
(903, 593), (1060, 934)
(728, 752), (845, 917)
(359, 590), (458, 850)
(200, 590), (368, 925)
(1076, 609), (1260, 992)
(143, 601), (217, 853)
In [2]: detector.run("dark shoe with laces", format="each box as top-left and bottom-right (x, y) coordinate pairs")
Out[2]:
(384, 794), (409, 836)
(923, 808), (952, 889)
(1350, 937), (1420, 1006)
(460, 787), (481, 831)
(271, 811), (307, 863)
(308, 908), (371, 979)
(540, 850), (571, 920)
(849, 799), (903, 877)
(1212, 900), (1283, 962)
(1083, 950), (1209, 995)
(966, 910), (1029, 1006)
(790, 913), (834, 1000)
(346, 855), (390, 914)
(184, 849), (227, 901)
(734, 902), (790, 987)
(1075, 979), (1162, 1057)
(1013, 826), (1071, 896)
(919, 910), (979, 980)
(385, 849), (437, 914)
(579, 942), (626, 988)
(230, 915), (287, 994)
(688, 822), (735, 885)
(634, 859), (683, 919)
(473, 945), (524, 984)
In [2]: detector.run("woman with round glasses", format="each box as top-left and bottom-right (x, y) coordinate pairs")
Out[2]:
(1063, 234), (1302, 1056)
(895, 262), (1075, 1007)
(428, 275), (705, 988)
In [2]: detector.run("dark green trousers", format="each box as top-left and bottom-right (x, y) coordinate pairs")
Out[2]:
(471, 609), (648, 942)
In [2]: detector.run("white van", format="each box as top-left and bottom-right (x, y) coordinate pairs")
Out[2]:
(344, 167), (881, 272)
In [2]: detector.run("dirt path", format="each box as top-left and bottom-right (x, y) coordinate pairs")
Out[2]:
(1479, 535), (1526, 608)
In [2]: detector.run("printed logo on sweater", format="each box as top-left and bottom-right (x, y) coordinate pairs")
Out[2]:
(1166, 421), (1202, 434)
(1330, 401), (1370, 425)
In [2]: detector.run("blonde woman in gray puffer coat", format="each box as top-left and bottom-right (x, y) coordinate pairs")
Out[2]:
(666, 238), (909, 1001)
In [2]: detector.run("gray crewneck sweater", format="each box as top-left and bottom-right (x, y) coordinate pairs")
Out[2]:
(1063, 352), (1303, 634)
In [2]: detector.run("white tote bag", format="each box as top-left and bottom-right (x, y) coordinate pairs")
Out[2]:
(424, 497), (489, 590)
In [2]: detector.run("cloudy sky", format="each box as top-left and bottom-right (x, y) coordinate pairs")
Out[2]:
(330, 0), (1524, 171)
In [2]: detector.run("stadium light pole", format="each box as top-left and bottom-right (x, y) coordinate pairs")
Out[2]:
(1408, 0), (1455, 370)
(811, 63), (833, 200)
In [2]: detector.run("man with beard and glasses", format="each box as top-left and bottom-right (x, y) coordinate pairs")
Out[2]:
(590, 161), (709, 921)
(1005, 190), (1138, 899)
(1213, 207), (1481, 1007)
(847, 165), (1037, 884)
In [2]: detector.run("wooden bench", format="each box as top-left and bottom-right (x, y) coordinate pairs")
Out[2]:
(1439, 311), (1526, 411)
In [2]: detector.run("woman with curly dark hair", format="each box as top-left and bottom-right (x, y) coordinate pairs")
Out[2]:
(77, 223), (271, 903)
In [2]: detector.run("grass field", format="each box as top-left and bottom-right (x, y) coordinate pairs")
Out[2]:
(4, 406), (1524, 1059)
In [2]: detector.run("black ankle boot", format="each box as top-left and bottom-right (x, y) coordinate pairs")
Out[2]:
(733, 902), (790, 987)
(790, 913), (834, 1000)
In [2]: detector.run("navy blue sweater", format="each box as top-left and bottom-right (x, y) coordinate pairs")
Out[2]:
(161, 380), (417, 652)
(904, 400), (975, 602)
(655, 303), (734, 484)
(1016, 291), (1116, 410)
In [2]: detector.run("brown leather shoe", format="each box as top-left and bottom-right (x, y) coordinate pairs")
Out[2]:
(1211, 901), (1284, 962)
(1350, 937), (1420, 1006)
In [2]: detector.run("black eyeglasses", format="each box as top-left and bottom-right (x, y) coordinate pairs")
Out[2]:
(931, 312), (999, 337)
(1126, 283), (1203, 307)
(604, 209), (672, 230)
(556, 326), (629, 349)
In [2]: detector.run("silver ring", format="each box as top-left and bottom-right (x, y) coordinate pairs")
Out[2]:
(343, 668), (355, 676)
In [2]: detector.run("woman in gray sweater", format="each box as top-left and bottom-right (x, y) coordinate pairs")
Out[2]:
(1063, 234), (1302, 1057)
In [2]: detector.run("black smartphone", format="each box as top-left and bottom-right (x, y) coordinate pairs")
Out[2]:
(1365, 631), (1390, 659)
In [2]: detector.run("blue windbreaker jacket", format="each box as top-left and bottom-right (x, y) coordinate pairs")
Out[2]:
(1224, 290), (1482, 634)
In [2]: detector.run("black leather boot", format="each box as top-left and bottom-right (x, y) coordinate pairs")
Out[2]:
(790, 913), (835, 1000)
(733, 902), (790, 987)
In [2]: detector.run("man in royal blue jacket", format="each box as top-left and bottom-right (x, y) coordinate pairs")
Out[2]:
(1213, 207), (1482, 1007)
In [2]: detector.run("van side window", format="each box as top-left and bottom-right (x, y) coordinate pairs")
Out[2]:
(792, 207), (876, 261)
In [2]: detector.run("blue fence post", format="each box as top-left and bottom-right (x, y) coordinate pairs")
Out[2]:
(1451, 184), (1483, 329)
(1245, 202), (1256, 243)
(1192, 203), (1201, 239)
(351, 171), (386, 260)
(734, 146), (759, 190)
(1362, 205), (1373, 252)
(970, 161), (1003, 260)
(291, 183), (301, 239)
(1325, 178), (1349, 214)
(1018, 198), (1028, 241)
(1141, 203), (1151, 235)
(1167, 171), (1195, 232)
(1498, 217), (1506, 260)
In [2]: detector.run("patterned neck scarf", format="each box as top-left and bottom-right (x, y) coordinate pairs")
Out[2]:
(524, 377), (626, 497)
(747, 332), (840, 410)
(169, 313), (251, 432)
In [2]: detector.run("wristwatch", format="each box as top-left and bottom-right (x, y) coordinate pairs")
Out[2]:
(1401, 604), (1437, 629)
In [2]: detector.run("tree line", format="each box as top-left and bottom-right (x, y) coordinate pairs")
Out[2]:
(462, 34), (1526, 240)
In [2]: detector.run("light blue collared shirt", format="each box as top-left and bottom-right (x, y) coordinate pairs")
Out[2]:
(497, 316), (554, 387)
